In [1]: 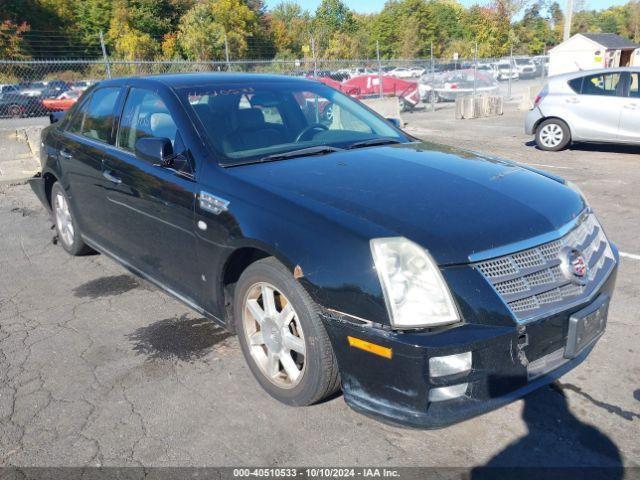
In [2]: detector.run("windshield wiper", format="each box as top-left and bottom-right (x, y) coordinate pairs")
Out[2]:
(250, 146), (343, 164)
(347, 138), (403, 150)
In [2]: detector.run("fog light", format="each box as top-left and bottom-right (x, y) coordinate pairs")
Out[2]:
(429, 352), (472, 377)
(428, 383), (468, 402)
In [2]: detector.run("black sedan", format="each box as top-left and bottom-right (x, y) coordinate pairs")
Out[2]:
(30, 73), (618, 428)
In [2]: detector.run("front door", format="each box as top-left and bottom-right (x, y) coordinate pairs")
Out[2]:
(101, 87), (202, 303)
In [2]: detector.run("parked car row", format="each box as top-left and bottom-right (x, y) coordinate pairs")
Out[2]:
(0, 79), (94, 117)
(418, 69), (500, 103)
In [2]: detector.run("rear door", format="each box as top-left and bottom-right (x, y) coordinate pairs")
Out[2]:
(57, 86), (123, 242)
(566, 71), (626, 142)
(100, 86), (202, 303)
(618, 71), (640, 143)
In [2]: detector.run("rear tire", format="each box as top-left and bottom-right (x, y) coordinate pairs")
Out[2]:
(51, 182), (93, 256)
(7, 104), (23, 118)
(234, 257), (340, 406)
(535, 118), (571, 151)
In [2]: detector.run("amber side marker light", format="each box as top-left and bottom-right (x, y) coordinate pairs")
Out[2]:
(347, 336), (393, 359)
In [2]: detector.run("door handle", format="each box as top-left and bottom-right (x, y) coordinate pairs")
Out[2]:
(623, 103), (638, 110)
(565, 98), (580, 104)
(102, 170), (122, 185)
(59, 149), (72, 159)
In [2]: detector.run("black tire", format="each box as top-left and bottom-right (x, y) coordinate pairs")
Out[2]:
(535, 118), (571, 151)
(7, 104), (23, 118)
(51, 182), (93, 256)
(234, 257), (340, 406)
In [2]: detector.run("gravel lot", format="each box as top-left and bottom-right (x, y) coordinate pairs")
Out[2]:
(0, 101), (639, 471)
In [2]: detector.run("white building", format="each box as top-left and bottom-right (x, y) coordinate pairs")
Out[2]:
(548, 33), (640, 76)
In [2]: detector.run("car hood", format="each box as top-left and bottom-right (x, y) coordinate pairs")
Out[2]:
(226, 142), (585, 265)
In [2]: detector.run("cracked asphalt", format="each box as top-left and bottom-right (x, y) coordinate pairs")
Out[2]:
(1, 106), (639, 469)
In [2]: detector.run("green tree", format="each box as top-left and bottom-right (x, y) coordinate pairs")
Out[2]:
(0, 20), (31, 60)
(177, 2), (225, 60)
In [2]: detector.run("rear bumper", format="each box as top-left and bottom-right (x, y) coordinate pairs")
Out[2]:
(321, 263), (617, 429)
(524, 107), (543, 135)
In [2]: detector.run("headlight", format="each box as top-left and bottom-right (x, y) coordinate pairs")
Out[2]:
(370, 237), (460, 328)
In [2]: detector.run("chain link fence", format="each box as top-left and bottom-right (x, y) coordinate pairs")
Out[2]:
(0, 54), (548, 120)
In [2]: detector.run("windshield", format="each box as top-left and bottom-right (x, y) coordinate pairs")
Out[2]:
(515, 59), (532, 65)
(179, 81), (408, 166)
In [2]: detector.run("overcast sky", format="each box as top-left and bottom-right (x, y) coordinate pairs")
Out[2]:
(265, 0), (629, 14)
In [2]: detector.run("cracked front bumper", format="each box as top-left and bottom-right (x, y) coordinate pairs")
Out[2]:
(321, 264), (617, 429)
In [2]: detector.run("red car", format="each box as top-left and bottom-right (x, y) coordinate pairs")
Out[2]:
(42, 89), (81, 112)
(314, 74), (420, 111)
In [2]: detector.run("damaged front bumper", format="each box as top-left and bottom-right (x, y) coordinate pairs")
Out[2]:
(321, 266), (617, 429)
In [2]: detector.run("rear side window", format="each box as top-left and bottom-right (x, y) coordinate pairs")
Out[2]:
(579, 73), (623, 97)
(117, 88), (178, 155)
(568, 77), (583, 94)
(67, 87), (121, 143)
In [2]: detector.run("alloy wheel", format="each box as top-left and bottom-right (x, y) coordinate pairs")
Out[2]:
(242, 282), (306, 388)
(54, 192), (74, 247)
(539, 123), (564, 148)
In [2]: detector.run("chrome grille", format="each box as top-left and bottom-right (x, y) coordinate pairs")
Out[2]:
(474, 214), (615, 321)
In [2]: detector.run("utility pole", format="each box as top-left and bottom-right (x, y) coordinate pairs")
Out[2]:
(224, 33), (230, 71)
(99, 31), (111, 79)
(310, 35), (317, 78)
(430, 42), (435, 112)
(564, 0), (573, 42)
(376, 40), (383, 98)
(508, 44), (513, 98)
(472, 42), (477, 96)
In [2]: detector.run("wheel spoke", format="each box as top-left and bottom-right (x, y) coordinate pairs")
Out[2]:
(246, 298), (266, 326)
(276, 303), (295, 327)
(249, 331), (264, 346)
(261, 285), (277, 316)
(280, 353), (301, 382)
(266, 350), (280, 377)
(283, 332), (305, 354)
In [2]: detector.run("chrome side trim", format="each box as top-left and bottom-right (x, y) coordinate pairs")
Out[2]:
(468, 209), (590, 263)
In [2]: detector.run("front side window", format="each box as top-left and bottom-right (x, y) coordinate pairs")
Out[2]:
(117, 88), (178, 154)
(68, 87), (121, 143)
(580, 73), (624, 96)
(181, 81), (407, 165)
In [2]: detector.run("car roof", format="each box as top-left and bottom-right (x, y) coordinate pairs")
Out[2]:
(548, 66), (640, 82)
(96, 72), (318, 90)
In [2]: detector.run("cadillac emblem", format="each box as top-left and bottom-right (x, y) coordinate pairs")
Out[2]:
(560, 247), (589, 285)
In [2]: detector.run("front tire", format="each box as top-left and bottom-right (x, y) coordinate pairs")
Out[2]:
(51, 182), (93, 256)
(234, 257), (340, 406)
(535, 118), (571, 151)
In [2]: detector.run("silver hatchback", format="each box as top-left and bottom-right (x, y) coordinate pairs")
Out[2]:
(525, 67), (640, 151)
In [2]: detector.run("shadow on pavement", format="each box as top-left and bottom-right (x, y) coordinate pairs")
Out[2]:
(525, 139), (640, 155)
(470, 382), (623, 480)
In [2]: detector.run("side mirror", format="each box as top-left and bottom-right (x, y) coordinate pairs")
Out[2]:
(134, 137), (173, 165)
(386, 117), (401, 128)
(50, 111), (66, 124)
